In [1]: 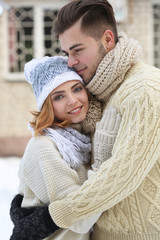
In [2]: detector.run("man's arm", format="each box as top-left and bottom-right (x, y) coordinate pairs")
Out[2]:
(48, 91), (160, 228)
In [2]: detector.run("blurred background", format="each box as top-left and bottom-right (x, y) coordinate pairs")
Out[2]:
(0, 0), (160, 156)
(0, 0), (159, 239)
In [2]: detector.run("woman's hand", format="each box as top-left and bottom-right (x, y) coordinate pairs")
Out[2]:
(92, 107), (121, 170)
(10, 194), (59, 240)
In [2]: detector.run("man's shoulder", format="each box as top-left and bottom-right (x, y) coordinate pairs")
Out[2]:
(111, 61), (160, 107)
(128, 61), (160, 81)
(122, 61), (160, 91)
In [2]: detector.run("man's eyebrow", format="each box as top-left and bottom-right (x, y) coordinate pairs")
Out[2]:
(69, 43), (83, 50)
(62, 43), (83, 54)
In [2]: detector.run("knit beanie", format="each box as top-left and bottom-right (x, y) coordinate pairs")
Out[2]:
(24, 56), (83, 110)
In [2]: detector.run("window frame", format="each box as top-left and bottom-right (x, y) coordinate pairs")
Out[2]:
(4, 0), (129, 81)
(4, 1), (67, 81)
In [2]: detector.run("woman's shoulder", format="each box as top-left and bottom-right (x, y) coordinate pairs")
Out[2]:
(24, 135), (58, 156)
(30, 135), (55, 146)
(20, 135), (61, 172)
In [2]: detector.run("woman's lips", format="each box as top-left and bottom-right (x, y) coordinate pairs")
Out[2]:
(69, 106), (82, 114)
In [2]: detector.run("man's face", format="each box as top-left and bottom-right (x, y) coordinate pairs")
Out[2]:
(59, 20), (107, 84)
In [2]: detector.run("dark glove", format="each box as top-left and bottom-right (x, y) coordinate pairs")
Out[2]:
(10, 194), (59, 240)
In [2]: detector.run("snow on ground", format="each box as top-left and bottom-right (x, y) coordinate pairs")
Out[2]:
(0, 157), (20, 240)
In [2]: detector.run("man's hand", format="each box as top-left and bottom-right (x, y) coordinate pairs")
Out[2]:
(10, 194), (59, 240)
(93, 107), (121, 170)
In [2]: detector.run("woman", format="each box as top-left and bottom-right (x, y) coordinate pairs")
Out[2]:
(10, 56), (121, 240)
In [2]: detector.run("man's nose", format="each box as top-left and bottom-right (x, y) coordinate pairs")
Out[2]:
(68, 55), (78, 68)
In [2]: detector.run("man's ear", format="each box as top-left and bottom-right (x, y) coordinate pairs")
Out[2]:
(101, 30), (115, 53)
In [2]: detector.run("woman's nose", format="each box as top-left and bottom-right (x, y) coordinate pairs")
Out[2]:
(68, 94), (77, 105)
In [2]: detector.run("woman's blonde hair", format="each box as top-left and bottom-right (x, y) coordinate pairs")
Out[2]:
(30, 94), (70, 136)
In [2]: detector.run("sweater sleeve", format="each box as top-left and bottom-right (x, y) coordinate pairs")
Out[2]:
(49, 87), (160, 228)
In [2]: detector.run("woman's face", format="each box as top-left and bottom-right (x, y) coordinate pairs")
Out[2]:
(51, 80), (89, 123)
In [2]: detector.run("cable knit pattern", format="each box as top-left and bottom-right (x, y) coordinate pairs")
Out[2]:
(49, 33), (160, 240)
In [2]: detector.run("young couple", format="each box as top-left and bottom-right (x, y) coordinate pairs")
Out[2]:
(10, 0), (160, 240)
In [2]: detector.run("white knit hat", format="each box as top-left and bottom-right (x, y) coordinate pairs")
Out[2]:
(24, 56), (83, 110)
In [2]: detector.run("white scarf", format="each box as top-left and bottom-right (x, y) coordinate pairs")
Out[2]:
(42, 127), (91, 169)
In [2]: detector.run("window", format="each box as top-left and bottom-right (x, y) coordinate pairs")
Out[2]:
(6, 3), (63, 80)
(153, 4), (160, 68)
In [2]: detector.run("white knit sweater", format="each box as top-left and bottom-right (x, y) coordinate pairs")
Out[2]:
(49, 34), (160, 240)
(18, 136), (90, 240)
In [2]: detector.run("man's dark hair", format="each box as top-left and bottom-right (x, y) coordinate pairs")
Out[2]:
(54, 0), (118, 42)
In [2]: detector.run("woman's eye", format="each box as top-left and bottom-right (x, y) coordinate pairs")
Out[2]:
(74, 86), (83, 92)
(54, 95), (63, 101)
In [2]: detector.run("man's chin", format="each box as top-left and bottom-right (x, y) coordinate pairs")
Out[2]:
(83, 75), (94, 85)
(77, 68), (94, 84)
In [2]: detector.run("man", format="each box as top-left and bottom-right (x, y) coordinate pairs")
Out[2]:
(10, 1), (160, 240)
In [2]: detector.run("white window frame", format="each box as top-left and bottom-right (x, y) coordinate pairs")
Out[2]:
(4, 1), (68, 81)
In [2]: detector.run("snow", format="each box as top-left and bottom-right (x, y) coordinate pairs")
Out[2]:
(0, 157), (20, 240)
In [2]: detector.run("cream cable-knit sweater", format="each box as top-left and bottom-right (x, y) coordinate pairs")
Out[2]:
(18, 136), (90, 240)
(49, 33), (160, 240)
